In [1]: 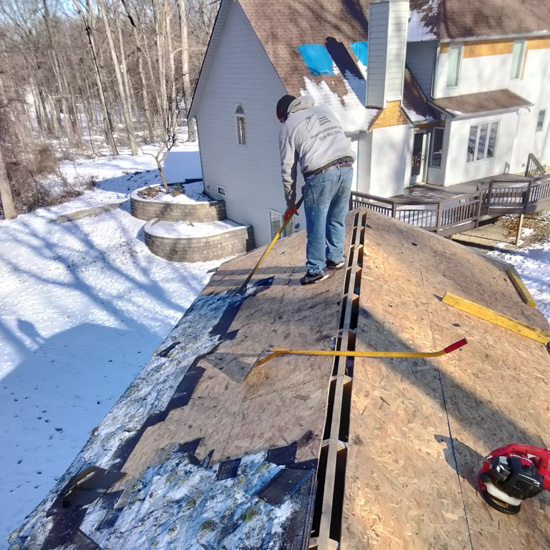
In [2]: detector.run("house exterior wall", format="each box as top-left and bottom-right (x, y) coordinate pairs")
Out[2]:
(367, 1), (390, 107)
(432, 37), (550, 182)
(369, 124), (412, 197)
(443, 112), (518, 185)
(367, 0), (409, 107)
(194, 1), (288, 247)
(405, 41), (437, 96)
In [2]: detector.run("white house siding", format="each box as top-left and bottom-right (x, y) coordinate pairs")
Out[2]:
(369, 125), (413, 196)
(405, 41), (437, 96)
(443, 112), (518, 185)
(194, 1), (288, 247)
(432, 40), (550, 180)
(367, 2), (390, 107)
(355, 131), (372, 194)
(434, 40), (550, 104)
(385, 1), (409, 102)
(509, 46), (550, 170)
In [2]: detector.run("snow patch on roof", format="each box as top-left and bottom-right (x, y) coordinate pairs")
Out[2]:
(302, 77), (378, 134)
(408, 0), (439, 42)
(402, 104), (434, 123)
(79, 451), (297, 550)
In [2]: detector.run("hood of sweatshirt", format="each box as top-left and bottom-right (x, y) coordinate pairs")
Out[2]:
(287, 95), (315, 116)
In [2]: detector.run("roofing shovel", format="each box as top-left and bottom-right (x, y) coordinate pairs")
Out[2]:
(236, 196), (304, 295)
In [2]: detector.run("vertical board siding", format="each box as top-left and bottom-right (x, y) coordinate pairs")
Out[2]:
(386, 2), (409, 102)
(366, 2), (390, 107)
(195, 2), (288, 247)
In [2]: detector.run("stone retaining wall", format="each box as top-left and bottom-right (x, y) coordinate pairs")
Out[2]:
(144, 221), (255, 262)
(131, 186), (226, 223)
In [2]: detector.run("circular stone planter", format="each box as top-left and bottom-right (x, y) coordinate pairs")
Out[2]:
(130, 183), (226, 223)
(144, 219), (255, 262)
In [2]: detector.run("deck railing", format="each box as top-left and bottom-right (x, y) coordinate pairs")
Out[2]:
(350, 177), (550, 237)
(525, 153), (546, 178)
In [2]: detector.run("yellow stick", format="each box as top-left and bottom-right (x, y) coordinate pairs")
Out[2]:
(442, 292), (550, 344)
(253, 338), (468, 368)
(506, 268), (536, 307)
(236, 196), (303, 295)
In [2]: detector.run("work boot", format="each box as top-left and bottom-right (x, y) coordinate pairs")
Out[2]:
(326, 259), (345, 270)
(300, 270), (329, 285)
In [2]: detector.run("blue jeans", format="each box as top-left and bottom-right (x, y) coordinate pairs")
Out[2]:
(303, 166), (353, 273)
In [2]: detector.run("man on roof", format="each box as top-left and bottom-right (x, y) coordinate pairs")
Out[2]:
(276, 94), (355, 285)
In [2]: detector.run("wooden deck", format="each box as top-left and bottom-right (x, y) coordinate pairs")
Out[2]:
(351, 175), (550, 237)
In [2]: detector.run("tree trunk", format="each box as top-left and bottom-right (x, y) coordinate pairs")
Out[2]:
(0, 147), (17, 219)
(73, 0), (118, 156)
(120, 0), (155, 143)
(152, 0), (168, 138)
(165, 1), (180, 146)
(177, 0), (196, 142)
(97, 0), (138, 155)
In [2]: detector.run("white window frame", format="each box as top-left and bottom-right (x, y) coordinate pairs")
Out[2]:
(510, 40), (526, 80)
(429, 127), (445, 168)
(235, 104), (246, 145)
(466, 121), (499, 163)
(269, 210), (294, 240)
(537, 110), (546, 132)
(446, 44), (462, 88)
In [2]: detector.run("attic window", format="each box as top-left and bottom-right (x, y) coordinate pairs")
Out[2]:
(235, 104), (246, 145)
(350, 42), (368, 66)
(297, 44), (334, 75)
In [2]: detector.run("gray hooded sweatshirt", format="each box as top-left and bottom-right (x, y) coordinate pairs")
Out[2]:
(278, 95), (355, 208)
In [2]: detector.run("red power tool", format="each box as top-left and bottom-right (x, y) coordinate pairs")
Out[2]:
(478, 443), (550, 514)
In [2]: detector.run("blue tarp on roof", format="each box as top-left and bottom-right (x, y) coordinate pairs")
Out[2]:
(297, 44), (334, 75)
(350, 41), (368, 66)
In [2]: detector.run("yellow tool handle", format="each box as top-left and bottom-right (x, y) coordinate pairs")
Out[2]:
(236, 196), (304, 295)
(254, 338), (468, 368)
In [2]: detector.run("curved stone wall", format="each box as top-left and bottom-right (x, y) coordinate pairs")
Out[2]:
(130, 185), (226, 223)
(144, 220), (255, 262)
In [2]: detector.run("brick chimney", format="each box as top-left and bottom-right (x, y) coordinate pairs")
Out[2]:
(366, 0), (410, 108)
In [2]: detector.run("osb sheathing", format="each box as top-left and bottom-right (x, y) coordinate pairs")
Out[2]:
(369, 101), (409, 130)
(342, 210), (550, 549)
(116, 217), (353, 491)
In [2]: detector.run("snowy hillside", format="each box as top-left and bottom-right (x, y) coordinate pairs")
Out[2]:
(0, 144), (227, 548)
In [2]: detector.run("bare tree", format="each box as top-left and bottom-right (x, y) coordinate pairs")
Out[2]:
(97, 0), (138, 154)
(72, 0), (119, 155)
(178, 0), (196, 142)
(0, 146), (17, 219)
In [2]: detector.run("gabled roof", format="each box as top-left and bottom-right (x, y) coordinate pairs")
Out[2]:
(432, 89), (532, 117)
(189, 0), (550, 123)
(409, 0), (550, 42)
(238, 0), (369, 97)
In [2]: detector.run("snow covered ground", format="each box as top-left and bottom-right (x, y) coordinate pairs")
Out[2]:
(489, 215), (550, 322)
(0, 143), (230, 548)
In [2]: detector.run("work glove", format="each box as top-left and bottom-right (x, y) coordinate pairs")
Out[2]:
(284, 207), (299, 222)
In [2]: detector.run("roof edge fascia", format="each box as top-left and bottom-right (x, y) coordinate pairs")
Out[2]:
(188, 0), (232, 120)
(439, 30), (550, 44)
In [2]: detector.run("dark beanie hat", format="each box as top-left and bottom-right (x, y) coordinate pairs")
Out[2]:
(276, 94), (296, 121)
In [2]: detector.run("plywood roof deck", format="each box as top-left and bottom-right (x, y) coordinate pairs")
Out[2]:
(343, 210), (550, 549)
(14, 209), (550, 549)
